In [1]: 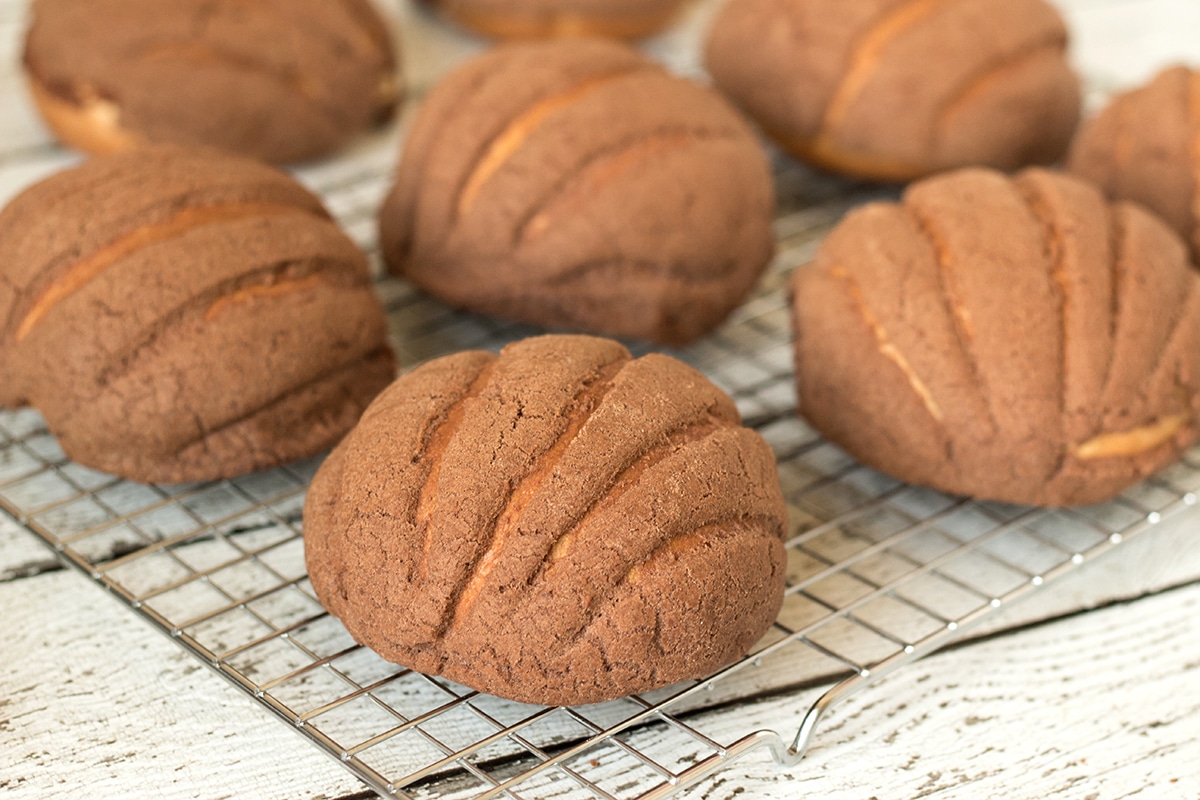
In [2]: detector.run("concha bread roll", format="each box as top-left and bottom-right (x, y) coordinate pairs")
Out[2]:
(0, 146), (395, 483)
(1068, 65), (1200, 262)
(22, 0), (400, 163)
(792, 168), (1200, 507)
(380, 39), (775, 346)
(304, 335), (787, 706)
(705, 0), (1081, 181)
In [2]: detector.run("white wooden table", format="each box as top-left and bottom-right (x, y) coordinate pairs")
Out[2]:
(3, 1), (1200, 798)
(5, 513), (1200, 799)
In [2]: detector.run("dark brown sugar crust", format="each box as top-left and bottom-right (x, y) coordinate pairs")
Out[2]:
(1068, 65), (1200, 262)
(417, 0), (688, 40)
(791, 168), (1200, 508)
(0, 146), (395, 484)
(23, 0), (399, 163)
(304, 335), (787, 706)
(379, 39), (775, 346)
(705, 0), (1081, 181)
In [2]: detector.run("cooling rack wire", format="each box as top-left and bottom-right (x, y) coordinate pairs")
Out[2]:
(2, 2), (1200, 799)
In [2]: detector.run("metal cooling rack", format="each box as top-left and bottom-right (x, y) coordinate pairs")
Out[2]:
(4, 1), (1200, 798)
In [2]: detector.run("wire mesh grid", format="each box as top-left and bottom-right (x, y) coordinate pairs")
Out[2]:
(4, 160), (1200, 797)
(4, 3), (1200, 799)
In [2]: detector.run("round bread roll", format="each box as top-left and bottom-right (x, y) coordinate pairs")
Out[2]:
(1068, 65), (1200, 262)
(379, 39), (776, 346)
(0, 146), (395, 484)
(705, 0), (1081, 182)
(416, 0), (687, 40)
(22, 0), (400, 163)
(304, 335), (787, 706)
(792, 168), (1200, 507)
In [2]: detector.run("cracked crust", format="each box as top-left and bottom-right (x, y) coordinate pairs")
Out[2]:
(0, 146), (396, 483)
(705, 0), (1080, 181)
(379, 39), (775, 346)
(791, 168), (1200, 507)
(303, 334), (787, 706)
(1068, 65), (1200, 263)
(13, 202), (320, 342)
(22, 0), (400, 163)
(417, 0), (686, 40)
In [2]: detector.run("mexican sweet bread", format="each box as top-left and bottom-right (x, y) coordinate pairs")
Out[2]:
(23, 0), (399, 163)
(792, 168), (1200, 507)
(379, 39), (775, 346)
(705, 0), (1081, 181)
(304, 335), (788, 706)
(417, 0), (688, 40)
(1068, 65), (1200, 261)
(0, 146), (395, 484)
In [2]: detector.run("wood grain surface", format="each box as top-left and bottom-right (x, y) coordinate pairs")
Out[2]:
(5, 507), (1200, 799)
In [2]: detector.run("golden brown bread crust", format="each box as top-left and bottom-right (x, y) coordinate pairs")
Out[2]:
(417, 0), (687, 40)
(705, 0), (1081, 181)
(304, 335), (787, 706)
(379, 39), (776, 346)
(0, 146), (395, 483)
(791, 168), (1200, 507)
(23, 0), (400, 163)
(26, 78), (140, 156)
(1068, 65), (1200, 262)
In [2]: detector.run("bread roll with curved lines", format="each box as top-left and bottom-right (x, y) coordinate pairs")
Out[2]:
(379, 39), (775, 346)
(705, 0), (1081, 182)
(22, 0), (399, 163)
(792, 168), (1200, 507)
(1068, 65), (1200, 263)
(0, 146), (395, 483)
(304, 334), (787, 706)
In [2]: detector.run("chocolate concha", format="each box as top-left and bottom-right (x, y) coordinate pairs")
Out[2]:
(1068, 65), (1200, 262)
(417, 0), (688, 40)
(304, 335), (787, 706)
(23, 0), (399, 163)
(792, 168), (1200, 507)
(705, 0), (1081, 181)
(0, 146), (395, 483)
(380, 39), (776, 346)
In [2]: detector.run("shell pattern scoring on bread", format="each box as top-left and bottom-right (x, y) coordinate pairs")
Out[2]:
(1069, 64), (1200, 264)
(304, 335), (788, 707)
(792, 168), (1200, 508)
(379, 39), (776, 347)
(705, 0), (1081, 182)
(0, 146), (396, 484)
(416, 0), (689, 40)
(22, 0), (400, 163)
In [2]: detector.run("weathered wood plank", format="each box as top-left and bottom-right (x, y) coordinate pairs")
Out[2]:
(0, 563), (366, 799)
(421, 580), (1200, 800)
(6, 545), (1199, 799)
